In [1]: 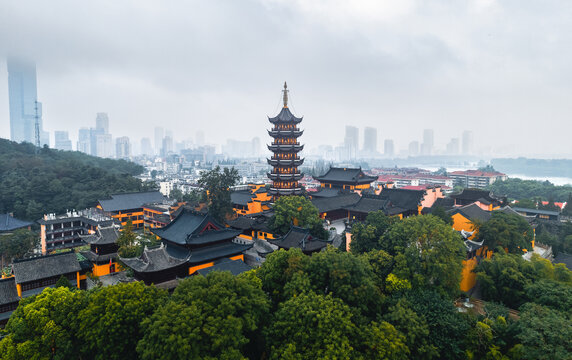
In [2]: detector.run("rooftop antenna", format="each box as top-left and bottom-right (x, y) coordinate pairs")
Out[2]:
(34, 100), (40, 153)
(282, 81), (289, 108)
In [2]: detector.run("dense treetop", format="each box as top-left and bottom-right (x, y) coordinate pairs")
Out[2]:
(0, 139), (152, 221)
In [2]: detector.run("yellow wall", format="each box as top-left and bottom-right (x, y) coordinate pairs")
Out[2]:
(452, 213), (477, 237)
(92, 262), (120, 277)
(460, 258), (478, 292)
(188, 262), (215, 275)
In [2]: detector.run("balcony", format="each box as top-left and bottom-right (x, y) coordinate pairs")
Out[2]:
(267, 158), (304, 166)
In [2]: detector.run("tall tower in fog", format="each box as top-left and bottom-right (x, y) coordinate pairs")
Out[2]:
(344, 126), (359, 160)
(462, 131), (474, 155)
(7, 59), (49, 146)
(421, 129), (434, 155)
(362, 127), (377, 154)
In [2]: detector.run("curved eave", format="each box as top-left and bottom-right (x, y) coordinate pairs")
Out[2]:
(267, 130), (304, 137)
(267, 158), (305, 166)
(267, 173), (304, 181)
(268, 188), (304, 196)
(267, 144), (304, 152)
(268, 108), (303, 124)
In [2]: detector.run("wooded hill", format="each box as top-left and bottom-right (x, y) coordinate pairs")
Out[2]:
(0, 139), (152, 221)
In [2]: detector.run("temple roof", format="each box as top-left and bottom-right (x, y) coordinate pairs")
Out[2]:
(0, 277), (19, 306)
(80, 225), (119, 245)
(450, 189), (505, 204)
(231, 191), (254, 206)
(378, 189), (425, 211)
(0, 213), (33, 232)
(120, 243), (190, 273)
(188, 241), (253, 264)
(268, 107), (303, 123)
(269, 226), (330, 253)
(448, 203), (492, 222)
(98, 191), (166, 212)
(314, 167), (377, 185)
(12, 252), (81, 284)
(196, 258), (252, 276)
(311, 193), (361, 213)
(345, 196), (390, 214)
(152, 209), (238, 246)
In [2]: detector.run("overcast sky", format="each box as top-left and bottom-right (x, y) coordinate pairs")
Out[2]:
(0, 0), (571, 157)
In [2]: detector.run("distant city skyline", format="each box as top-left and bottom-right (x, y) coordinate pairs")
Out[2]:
(1, 2), (571, 158)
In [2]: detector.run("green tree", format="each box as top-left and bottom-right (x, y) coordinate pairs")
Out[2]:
(270, 195), (324, 236)
(384, 215), (466, 298)
(78, 282), (167, 360)
(137, 271), (270, 360)
(431, 206), (453, 225)
(476, 212), (533, 254)
(524, 279), (572, 313)
(561, 193), (572, 216)
(117, 219), (138, 257)
(197, 165), (240, 222)
(361, 249), (394, 289)
(517, 303), (572, 360)
(349, 210), (396, 254)
(513, 198), (537, 209)
(169, 188), (183, 201)
(55, 275), (74, 290)
(0, 287), (86, 359)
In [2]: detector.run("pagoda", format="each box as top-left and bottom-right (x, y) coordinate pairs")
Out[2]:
(267, 82), (304, 196)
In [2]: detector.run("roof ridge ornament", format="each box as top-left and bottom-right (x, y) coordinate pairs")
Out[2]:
(283, 81), (288, 108)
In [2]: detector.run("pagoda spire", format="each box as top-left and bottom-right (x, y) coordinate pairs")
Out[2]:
(282, 81), (289, 108)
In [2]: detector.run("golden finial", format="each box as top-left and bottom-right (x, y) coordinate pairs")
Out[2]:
(283, 81), (289, 108)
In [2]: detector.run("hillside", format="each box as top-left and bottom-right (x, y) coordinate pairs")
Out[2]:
(0, 139), (153, 221)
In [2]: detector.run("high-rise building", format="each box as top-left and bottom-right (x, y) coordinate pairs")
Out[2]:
(462, 131), (474, 155)
(196, 130), (205, 146)
(140, 137), (153, 156)
(161, 136), (173, 157)
(344, 126), (359, 160)
(95, 133), (113, 158)
(154, 127), (164, 155)
(252, 137), (261, 157)
(362, 127), (377, 154)
(95, 113), (109, 134)
(115, 136), (131, 159)
(421, 129), (434, 155)
(408, 141), (419, 156)
(7, 59), (49, 146)
(446, 138), (460, 155)
(384, 139), (395, 158)
(267, 82), (304, 196)
(77, 128), (91, 154)
(54, 131), (72, 151)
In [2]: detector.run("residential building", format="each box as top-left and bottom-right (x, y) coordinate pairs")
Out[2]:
(38, 209), (115, 253)
(449, 170), (508, 189)
(54, 131), (73, 151)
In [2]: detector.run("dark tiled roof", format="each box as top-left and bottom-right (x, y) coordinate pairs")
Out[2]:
(231, 191), (253, 206)
(98, 191), (166, 212)
(268, 107), (303, 123)
(120, 243), (190, 273)
(378, 189), (425, 211)
(311, 193), (361, 213)
(0, 214), (32, 232)
(344, 196), (390, 214)
(186, 229), (243, 246)
(311, 188), (345, 198)
(315, 167), (376, 184)
(269, 227), (330, 253)
(228, 214), (273, 233)
(448, 203), (492, 222)
(196, 259), (252, 276)
(511, 207), (560, 217)
(80, 226), (119, 245)
(12, 252), (81, 284)
(81, 251), (117, 263)
(188, 241), (253, 264)
(553, 253), (572, 271)
(152, 209), (230, 245)
(0, 277), (19, 305)
(450, 189), (504, 204)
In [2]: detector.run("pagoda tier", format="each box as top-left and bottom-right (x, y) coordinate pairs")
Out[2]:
(267, 82), (305, 197)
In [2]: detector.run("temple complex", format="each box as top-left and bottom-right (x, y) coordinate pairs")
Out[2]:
(267, 82), (304, 196)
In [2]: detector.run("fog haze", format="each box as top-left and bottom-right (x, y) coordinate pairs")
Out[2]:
(0, 0), (571, 157)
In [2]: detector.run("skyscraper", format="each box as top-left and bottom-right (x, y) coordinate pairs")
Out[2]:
(408, 141), (419, 156)
(54, 131), (72, 151)
(154, 127), (164, 155)
(384, 139), (395, 158)
(77, 128), (91, 154)
(421, 129), (434, 155)
(140, 137), (153, 156)
(95, 113), (109, 134)
(446, 138), (460, 155)
(462, 131), (474, 155)
(344, 126), (359, 160)
(115, 136), (131, 159)
(7, 59), (49, 146)
(362, 127), (377, 154)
